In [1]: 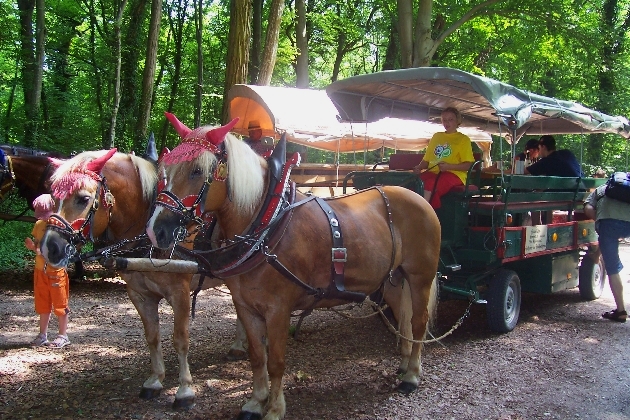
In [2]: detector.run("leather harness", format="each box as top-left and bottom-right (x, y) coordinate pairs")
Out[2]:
(171, 136), (398, 304)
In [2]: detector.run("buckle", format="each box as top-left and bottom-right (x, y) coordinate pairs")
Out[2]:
(332, 247), (347, 262)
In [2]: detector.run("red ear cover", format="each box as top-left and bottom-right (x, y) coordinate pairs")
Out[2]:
(165, 112), (193, 139)
(86, 148), (117, 173)
(206, 118), (240, 145)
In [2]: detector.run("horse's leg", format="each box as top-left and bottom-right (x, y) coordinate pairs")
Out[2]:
(261, 310), (291, 420)
(236, 305), (270, 420)
(124, 274), (165, 399)
(227, 316), (249, 360)
(398, 275), (437, 395)
(384, 277), (413, 375)
(163, 273), (195, 409)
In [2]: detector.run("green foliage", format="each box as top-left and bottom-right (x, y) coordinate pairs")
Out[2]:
(0, 0), (629, 170)
(0, 220), (33, 269)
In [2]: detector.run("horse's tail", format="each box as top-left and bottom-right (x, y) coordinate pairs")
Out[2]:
(426, 273), (439, 333)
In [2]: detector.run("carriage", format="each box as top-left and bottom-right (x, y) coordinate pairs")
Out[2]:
(326, 67), (630, 333)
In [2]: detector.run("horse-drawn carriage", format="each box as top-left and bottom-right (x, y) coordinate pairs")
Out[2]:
(326, 67), (630, 333)
(35, 68), (630, 419)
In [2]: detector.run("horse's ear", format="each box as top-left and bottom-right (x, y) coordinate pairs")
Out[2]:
(165, 112), (192, 139)
(87, 148), (117, 173)
(48, 157), (64, 168)
(144, 132), (158, 164)
(159, 147), (170, 163)
(206, 118), (239, 145)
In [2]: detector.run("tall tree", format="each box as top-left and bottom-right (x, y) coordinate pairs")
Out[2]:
(295, 0), (308, 87)
(17, 0), (45, 148)
(257, 0), (285, 85)
(106, 0), (129, 149)
(134, 0), (163, 152)
(587, 0), (630, 168)
(397, 0), (502, 67)
(249, 0), (262, 84)
(194, 0), (203, 126)
(222, 0), (251, 122)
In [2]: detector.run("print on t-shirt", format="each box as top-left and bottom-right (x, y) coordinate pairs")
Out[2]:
(434, 144), (451, 159)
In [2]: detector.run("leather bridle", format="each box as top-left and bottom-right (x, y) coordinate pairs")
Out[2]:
(47, 177), (115, 249)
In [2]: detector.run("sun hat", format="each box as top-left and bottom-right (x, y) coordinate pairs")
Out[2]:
(33, 194), (55, 220)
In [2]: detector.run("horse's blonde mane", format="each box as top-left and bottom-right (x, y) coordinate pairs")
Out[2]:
(163, 132), (266, 215)
(51, 150), (157, 203)
(224, 133), (267, 214)
(129, 154), (158, 202)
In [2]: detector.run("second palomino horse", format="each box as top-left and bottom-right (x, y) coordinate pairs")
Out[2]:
(146, 114), (441, 420)
(40, 149), (246, 409)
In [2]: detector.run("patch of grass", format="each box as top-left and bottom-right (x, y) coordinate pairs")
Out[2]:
(0, 219), (33, 270)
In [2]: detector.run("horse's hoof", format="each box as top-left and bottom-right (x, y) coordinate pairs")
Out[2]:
(226, 349), (248, 361)
(397, 381), (417, 395)
(236, 411), (263, 420)
(172, 396), (195, 410)
(139, 387), (162, 400)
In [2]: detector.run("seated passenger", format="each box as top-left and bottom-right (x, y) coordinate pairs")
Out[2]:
(413, 107), (474, 209)
(243, 120), (274, 156)
(525, 135), (583, 177)
(514, 138), (540, 166)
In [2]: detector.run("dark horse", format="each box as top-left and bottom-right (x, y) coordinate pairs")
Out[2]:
(146, 114), (441, 419)
(39, 149), (246, 409)
(0, 153), (55, 217)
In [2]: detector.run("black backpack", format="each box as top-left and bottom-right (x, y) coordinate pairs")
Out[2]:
(605, 172), (630, 203)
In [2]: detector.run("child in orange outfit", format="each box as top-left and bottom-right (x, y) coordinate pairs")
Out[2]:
(25, 194), (71, 348)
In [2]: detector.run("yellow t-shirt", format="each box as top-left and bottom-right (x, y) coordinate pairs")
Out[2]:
(422, 131), (474, 184)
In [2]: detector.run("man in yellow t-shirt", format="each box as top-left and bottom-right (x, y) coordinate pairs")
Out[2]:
(413, 107), (474, 208)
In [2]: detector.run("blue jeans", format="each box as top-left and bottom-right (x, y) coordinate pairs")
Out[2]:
(596, 219), (630, 275)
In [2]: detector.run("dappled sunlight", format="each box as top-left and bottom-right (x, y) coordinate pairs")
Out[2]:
(0, 349), (64, 376)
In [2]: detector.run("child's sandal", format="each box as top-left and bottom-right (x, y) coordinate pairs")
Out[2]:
(30, 333), (48, 347)
(602, 309), (627, 323)
(46, 335), (71, 348)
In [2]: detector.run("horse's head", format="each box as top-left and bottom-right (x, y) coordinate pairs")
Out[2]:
(147, 113), (266, 249)
(41, 149), (118, 267)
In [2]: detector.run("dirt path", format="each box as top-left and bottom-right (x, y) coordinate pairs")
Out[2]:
(1, 248), (630, 419)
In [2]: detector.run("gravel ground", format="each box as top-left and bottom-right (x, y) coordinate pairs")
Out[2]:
(1, 247), (630, 420)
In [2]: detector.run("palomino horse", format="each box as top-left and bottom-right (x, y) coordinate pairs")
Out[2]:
(39, 149), (247, 409)
(146, 114), (441, 420)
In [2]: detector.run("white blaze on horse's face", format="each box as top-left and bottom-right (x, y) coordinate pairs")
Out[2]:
(147, 160), (208, 249)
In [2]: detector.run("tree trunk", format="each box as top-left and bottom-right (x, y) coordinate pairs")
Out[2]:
(134, 0), (163, 152)
(257, 0), (285, 86)
(3, 62), (19, 143)
(18, 0), (45, 148)
(222, 0), (251, 122)
(249, 0), (262, 84)
(117, 0), (149, 145)
(397, 0), (502, 68)
(194, 0), (203, 127)
(106, 0), (128, 149)
(87, 0), (107, 147)
(295, 0), (308, 88)
(396, 0), (413, 68)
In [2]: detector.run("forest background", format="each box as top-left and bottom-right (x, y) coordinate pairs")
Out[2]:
(3, 0), (630, 171)
(1, 0), (630, 266)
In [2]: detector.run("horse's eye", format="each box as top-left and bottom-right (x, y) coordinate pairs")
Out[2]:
(191, 167), (203, 177)
(77, 195), (91, 206)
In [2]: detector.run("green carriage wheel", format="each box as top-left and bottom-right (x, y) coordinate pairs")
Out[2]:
(486, 269), (521, 333)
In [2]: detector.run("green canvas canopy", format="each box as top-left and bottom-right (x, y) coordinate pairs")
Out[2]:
(325, 67), (630, 142)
